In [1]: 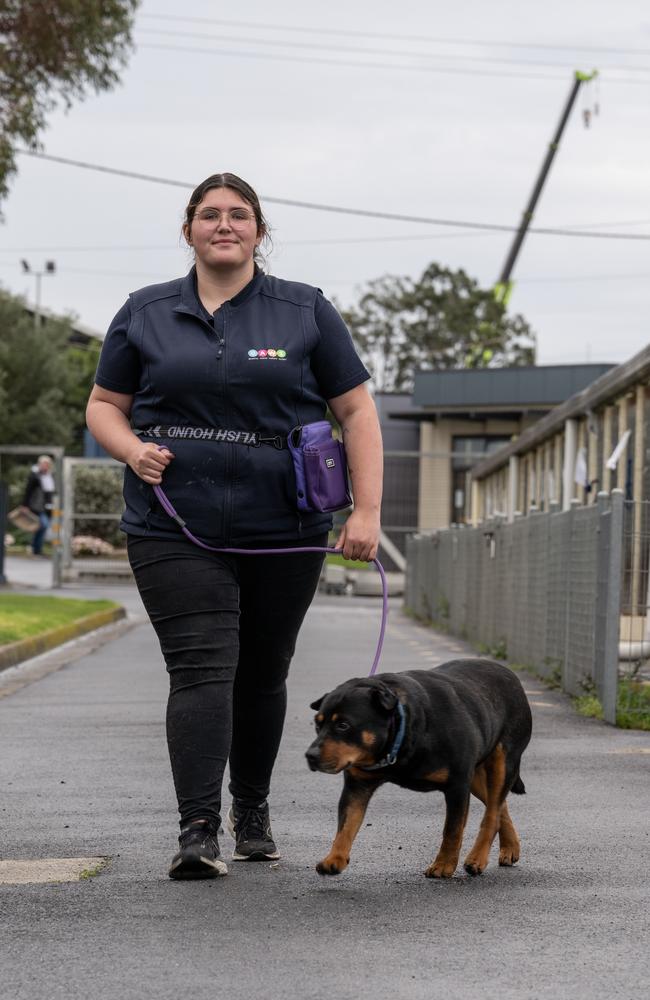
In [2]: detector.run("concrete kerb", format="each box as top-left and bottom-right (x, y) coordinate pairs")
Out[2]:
(0, 606), (127, 673)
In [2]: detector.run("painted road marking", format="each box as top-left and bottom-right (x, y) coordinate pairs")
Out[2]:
(0, 857), (108, 884)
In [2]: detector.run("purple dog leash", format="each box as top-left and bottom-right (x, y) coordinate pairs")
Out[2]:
(152, 482), (388, 676)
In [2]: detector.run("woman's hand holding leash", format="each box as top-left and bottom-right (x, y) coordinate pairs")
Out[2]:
(334, 508), (380, 562)
(129, 442), (175, 484)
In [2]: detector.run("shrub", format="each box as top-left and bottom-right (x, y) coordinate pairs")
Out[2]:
(73, 465), (124, 547)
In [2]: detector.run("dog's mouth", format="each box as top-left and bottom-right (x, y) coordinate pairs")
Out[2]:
(307, 742), (376, 774)
(307, 756), (346, 774)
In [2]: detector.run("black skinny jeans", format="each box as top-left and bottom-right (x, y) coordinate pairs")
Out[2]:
(127, 534), (326, 829)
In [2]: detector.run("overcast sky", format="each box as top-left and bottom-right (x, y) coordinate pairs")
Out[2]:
(1, 0), (649, 367)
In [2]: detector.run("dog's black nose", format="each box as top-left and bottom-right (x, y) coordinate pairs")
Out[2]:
(305, 745), (320, 771)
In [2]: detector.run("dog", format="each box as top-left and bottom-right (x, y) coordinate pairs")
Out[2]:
(306, 658), (532, 879)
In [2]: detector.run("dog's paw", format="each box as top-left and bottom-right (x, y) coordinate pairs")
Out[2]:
(424, 857), (457, 878)
(316, 854), (348, 876)
(463, 855), (488, 876)
(498, 846), (520, 867)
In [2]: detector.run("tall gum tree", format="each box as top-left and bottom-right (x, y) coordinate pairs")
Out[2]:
(0, 0), (138, 203)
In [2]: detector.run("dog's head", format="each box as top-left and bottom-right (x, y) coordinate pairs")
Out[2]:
(305, 678), (399, 774)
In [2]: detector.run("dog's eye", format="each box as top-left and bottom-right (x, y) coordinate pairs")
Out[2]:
(334, 721), (350, 733)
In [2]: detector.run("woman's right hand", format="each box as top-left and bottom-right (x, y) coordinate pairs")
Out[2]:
(127, 442), (175, 484)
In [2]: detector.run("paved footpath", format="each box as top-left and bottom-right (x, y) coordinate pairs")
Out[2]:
(0, 561), (649, 1000)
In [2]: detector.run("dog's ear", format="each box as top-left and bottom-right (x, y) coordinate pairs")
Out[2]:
(372, 683), (398, 712)
(310, 694), (327, 711)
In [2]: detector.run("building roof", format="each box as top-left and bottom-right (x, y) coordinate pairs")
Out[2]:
(472, 345), (650, 480)
(25, 305), (103, 343)
(412, 364), (614, 408)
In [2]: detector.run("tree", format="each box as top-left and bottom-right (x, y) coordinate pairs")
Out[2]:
(340, 263), (536, 391)
(0, 287), (88, 450)
(0, 0), (138, 203)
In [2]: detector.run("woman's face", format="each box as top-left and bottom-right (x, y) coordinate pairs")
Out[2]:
(186, 187), (262, 271)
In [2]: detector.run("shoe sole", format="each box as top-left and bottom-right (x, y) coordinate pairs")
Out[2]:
(231, 848), (281, 862)
(226, 809), (281, 862)
(168, 855), (228, 880)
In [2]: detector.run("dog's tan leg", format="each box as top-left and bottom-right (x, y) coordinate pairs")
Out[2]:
(470, 764), (521, 867)
(316, 775), (380, 875)
(496, 801), (520, 866)
(425, 786), (470, 878)
(464, 745), (508, 875)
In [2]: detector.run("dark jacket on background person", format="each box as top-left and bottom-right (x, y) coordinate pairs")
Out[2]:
(22, 468), (54, 515)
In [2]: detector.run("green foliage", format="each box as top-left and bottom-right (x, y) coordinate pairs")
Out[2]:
(340, 262), (536, 390)
(0, 288), (98, 454)
(63, 342), (101, 453)
(615, 680), (650, 731)
(476, 638), (508, 661)
(0, 0), (138, 202)
(73, 464), (124, 546)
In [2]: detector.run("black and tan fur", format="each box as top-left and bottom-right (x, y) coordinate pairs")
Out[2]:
(306, 659), (532, 879)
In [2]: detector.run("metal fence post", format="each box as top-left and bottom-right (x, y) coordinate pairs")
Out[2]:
(602, 489), (624, 724)
(61, 458), (73, 575)
(51, 450), (64, 588)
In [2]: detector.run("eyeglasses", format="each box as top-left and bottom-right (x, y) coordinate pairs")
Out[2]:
(193, 208), (257, 229)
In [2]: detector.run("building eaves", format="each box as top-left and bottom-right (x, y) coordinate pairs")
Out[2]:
(472, 343), (650, 480)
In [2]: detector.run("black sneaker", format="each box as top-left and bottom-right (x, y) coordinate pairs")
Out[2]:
(168, 820), (228, 880)
(226, 801), (281, 861)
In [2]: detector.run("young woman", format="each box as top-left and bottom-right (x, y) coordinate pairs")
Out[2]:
(86, 173), (383, 879)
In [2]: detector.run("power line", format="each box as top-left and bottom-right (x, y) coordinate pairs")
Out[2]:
(2, 256), (648, 285)
(14, 150), (650, 241)
(137, 13), (650, 57)
(135, 27), (650, 74)
(136, 41), (573, 82)
(135, 40), (646, 85)
(2, 221), (650, 254)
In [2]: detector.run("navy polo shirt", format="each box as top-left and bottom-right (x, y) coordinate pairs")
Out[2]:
(95, 267), (370, 545)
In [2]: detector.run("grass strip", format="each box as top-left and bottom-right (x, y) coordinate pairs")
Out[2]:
(0, 595), (119, 644)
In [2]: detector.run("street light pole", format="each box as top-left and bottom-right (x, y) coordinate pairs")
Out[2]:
(20, 259), (56, 328)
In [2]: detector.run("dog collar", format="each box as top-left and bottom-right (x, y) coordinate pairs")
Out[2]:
(357, 701), (406, 771)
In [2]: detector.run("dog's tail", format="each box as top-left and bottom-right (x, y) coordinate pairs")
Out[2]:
(511, 775), (526, 795)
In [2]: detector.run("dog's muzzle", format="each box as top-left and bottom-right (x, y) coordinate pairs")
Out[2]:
(305, 743), (322, 771)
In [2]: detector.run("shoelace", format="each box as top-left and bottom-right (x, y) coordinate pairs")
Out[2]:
(179, 822), (216, 847)
(235, 806), (268, 842)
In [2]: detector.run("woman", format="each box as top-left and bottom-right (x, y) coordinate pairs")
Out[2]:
(86, 173), (383, 880)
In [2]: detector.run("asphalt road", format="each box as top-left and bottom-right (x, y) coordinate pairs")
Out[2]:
(0, 571), (649, 1000)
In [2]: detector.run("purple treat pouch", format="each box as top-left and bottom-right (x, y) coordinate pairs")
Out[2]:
(288, 421), (352, 513)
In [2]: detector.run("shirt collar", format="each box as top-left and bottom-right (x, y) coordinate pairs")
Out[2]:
(175, 266), (264, 319)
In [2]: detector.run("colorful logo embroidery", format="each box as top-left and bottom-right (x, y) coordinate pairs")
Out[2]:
(248, 348), (287, 360)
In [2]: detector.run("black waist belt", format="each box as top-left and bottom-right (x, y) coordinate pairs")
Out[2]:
(134, 425), (286, 449)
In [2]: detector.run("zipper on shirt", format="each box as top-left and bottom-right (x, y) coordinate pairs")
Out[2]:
(214, 303), (233, 544)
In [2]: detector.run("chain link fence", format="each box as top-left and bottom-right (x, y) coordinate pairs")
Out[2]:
(405, 491), (626, 724)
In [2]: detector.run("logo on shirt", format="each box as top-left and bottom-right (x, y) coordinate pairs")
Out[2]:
(248, 348), (287, 360)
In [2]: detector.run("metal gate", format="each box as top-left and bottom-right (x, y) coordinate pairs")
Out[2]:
(61, 457), (130, 581)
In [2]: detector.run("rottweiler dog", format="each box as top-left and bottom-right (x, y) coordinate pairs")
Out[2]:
(306, 659), (532, 878)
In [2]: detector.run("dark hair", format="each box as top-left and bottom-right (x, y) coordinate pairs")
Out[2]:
(183, 172), (271, 268)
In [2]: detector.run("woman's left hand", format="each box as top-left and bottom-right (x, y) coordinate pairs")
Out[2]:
(334, 508), (381, 562)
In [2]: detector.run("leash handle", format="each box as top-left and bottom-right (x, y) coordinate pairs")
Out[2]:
(151, 481), (387, 676)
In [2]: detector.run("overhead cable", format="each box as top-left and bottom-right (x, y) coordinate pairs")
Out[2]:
(14, 150), (650, 241)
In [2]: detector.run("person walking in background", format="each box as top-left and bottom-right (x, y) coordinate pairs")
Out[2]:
(86, 172), (383, 880)
(21, 454), (55, 556)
